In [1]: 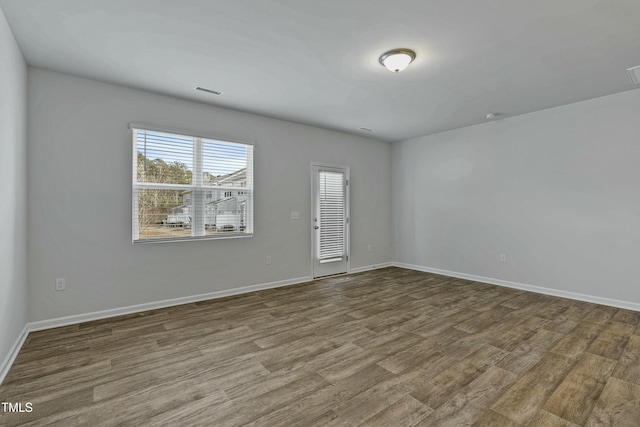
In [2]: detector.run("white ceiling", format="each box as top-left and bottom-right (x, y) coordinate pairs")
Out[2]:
(2, 0), (639, 142)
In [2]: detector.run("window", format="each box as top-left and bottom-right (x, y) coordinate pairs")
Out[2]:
(318, 170), (346, 263)
(131, 125), (253, 242)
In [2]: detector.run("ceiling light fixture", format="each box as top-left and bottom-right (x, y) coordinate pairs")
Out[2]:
(379, 48), (416, 73)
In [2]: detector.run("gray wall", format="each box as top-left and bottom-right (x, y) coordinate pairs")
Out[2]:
(27, 68), (392, 321)
(0, 8), (27, 367)
(393, 88), (640, 305)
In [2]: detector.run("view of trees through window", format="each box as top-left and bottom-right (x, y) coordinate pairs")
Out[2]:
(136, 153), (193, 239)
(132, 128), (253, 242)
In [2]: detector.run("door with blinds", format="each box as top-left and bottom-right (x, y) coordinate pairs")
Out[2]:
(312, 164), (349, 278)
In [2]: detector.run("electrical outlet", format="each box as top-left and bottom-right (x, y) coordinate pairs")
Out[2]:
(367, 245), (371, 251)
(55, 278), (66, 291)
(499, 254), (507, 263)
(266, 256), (272, 265)
(290, 211), (300, 220)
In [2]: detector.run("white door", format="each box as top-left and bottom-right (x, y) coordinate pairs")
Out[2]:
(312, 164), (349, 278)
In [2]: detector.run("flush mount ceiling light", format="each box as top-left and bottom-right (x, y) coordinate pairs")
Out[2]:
(379, 48), (416, 73)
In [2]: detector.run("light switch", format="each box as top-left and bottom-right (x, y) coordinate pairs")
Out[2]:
(291, 211), (300, 220)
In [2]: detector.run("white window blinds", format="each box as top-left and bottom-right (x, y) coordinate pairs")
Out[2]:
(132, 126), (253, 243)
(319, 170), (346, 261)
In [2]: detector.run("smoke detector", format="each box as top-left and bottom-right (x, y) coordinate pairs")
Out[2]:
(626, 66), (640, 85)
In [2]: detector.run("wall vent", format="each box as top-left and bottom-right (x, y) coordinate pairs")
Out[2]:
(195, 86), (222, 95)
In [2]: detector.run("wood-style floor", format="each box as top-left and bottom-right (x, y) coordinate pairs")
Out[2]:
(1, 267), (640, 426)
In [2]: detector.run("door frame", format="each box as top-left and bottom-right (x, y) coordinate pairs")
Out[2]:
(310, 162), (350, 279)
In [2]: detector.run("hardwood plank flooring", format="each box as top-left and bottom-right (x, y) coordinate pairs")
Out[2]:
(1, 267), (640, 426)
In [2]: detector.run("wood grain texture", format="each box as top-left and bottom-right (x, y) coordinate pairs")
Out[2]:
(1, 267), (639, 426)
(586, 377), (640, 426)
(542, 353), (616, 425)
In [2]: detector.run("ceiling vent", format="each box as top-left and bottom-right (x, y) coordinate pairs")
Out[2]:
(626, 66), (640, 85)
(195, 86), (222, 95)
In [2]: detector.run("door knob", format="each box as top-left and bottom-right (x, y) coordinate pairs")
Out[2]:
(314, 226), (319, 229)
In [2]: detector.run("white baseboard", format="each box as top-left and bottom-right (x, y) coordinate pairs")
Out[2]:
(27, 275), (312, 332)
(1, 275), (312, 385)
(393, 262), (640, 313)
(0, 324), (29, 385)
(0, 264), (387, 384)
(11, 260), (636, 385)
(350, 262), (393, 274)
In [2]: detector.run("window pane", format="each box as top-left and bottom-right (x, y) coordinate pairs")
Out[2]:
(137, 130), (193, 185)
(137, 189), (192, 240)
(202, 139), (247, 186)
(203, 189), (251, 236)
(319, 171), (345, 260)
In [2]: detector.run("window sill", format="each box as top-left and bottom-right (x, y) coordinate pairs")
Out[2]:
(133, 233), (253, 244)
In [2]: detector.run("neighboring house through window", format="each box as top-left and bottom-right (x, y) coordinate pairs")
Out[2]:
(131, 125), (254, 242)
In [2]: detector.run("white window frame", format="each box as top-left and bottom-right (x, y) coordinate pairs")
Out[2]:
(131, 123), (254, 243)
